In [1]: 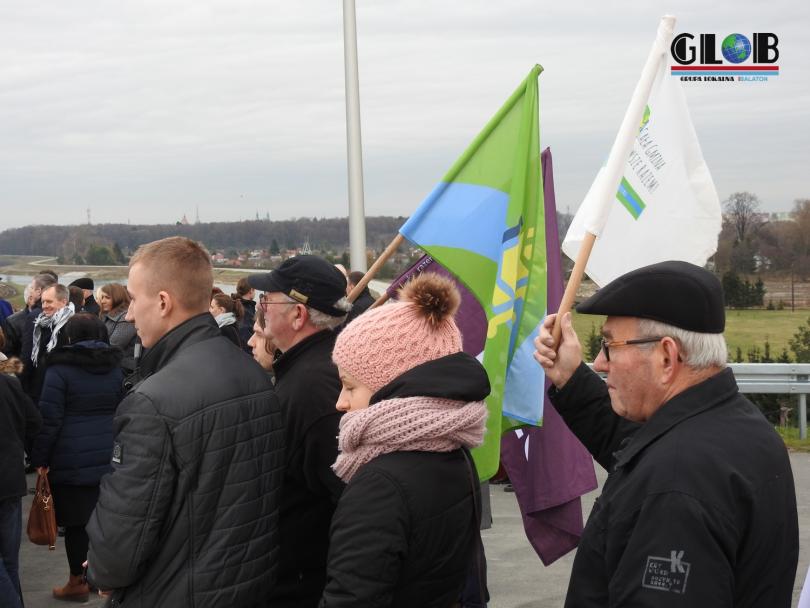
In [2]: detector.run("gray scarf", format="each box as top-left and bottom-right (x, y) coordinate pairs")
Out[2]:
(31, 303), (75, 366)
(215, 312), (237, 328)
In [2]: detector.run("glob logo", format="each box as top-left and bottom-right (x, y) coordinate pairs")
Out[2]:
(670, 33), (779, 82)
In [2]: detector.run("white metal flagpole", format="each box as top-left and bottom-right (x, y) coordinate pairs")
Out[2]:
(342, 0), (368, 272)
(552, 14), (676, 344)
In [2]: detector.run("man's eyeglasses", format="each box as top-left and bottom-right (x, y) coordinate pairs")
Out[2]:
(600, 337), (663, 362)
(259, 298), (295, 312)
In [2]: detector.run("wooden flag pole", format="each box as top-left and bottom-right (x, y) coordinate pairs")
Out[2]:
(551, 16), (675, 346)
(347, 233), (404, 303)
(552, 231), (596, 345)
(369, 290), (391, 310)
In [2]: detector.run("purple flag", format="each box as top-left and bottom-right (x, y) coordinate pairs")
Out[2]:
(500, 148), (596, 565)
(389, 148), (597, 565)
(387, 256), (486, 357)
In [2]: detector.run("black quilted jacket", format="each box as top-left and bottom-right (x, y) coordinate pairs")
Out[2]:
(86, 313), (285, 607)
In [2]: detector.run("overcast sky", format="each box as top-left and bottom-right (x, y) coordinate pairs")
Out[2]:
(1, 1), (807, 229)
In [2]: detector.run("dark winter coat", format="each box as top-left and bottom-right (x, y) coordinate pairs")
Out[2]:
(29, 341), (124, 486)
(238, 298), (256, 353)
(550, 363), (799, 608)
(86, 313), (285, 608)
(344, 289), (374, 325)
(103, 310), (137, 373)
(0, 298), (12, 323)
(219, 322), (242, 349)
(1, 307), (28, 357)
(320, 449), (480, 608)
(270, 329), (345, 607)
(0, 371), (41, 502)
(82, 294), (101, 316)
(20, 304), (46, 400)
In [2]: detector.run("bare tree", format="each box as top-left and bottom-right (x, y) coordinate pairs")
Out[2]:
(791, 198), (810, 278)
(723, 191), (763, 244)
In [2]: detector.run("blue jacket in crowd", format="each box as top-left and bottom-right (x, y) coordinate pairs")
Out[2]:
(29, 340), (125, 486)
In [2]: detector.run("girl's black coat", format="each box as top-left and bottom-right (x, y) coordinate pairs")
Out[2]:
(320, 449), (480, 607)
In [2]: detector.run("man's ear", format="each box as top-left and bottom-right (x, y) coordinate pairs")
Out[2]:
(659, 337), (682, 383)
(290, 303), (308, 331)
(158, 291), (173, 318)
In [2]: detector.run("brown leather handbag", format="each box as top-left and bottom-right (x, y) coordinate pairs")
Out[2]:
(27, 470), (57, 550)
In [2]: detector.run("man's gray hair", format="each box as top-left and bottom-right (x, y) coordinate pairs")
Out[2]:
(279, 294), (350, 331)
(32, 273), (57, 291)
(636, 318), (728, 369)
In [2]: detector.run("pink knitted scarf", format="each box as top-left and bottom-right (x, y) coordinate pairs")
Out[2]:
(332, 396), (488, 482)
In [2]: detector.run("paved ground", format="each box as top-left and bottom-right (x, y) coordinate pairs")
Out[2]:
(19, 453), (810, 607)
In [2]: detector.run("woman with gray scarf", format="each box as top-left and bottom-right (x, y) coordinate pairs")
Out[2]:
(210, 292), (244, 348)
(99, 283), (137, 374)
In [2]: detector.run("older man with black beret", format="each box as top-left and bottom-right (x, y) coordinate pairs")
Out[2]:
(68, 278), (99, 316)
(534, 260), (798, 607)
(248, 255), (351, 607)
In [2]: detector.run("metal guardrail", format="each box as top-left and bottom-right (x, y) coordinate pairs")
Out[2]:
(588, 363), (810, 439)
(730, 363), (809, 440)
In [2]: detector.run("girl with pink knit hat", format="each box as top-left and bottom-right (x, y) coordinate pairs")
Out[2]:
(321, 273), (490, 607)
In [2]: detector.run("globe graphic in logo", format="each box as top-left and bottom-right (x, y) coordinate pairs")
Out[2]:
(721, 34), (752, 63)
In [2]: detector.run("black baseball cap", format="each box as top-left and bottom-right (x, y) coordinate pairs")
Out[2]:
(248, 255), (348, 317)
(576, 260), (725, 333)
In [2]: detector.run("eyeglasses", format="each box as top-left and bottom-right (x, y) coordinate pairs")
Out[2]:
(600, 337), (664, 362)
(259, 297), (295, 313)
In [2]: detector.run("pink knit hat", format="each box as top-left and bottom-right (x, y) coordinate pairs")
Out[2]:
(332, 273), (463, 393)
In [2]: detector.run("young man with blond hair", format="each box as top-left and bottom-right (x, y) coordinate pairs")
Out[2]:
(87, 237), (285, 607)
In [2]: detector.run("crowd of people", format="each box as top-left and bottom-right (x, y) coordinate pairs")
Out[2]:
(0, 239), (485, 608)
(0, 238), (803, 607)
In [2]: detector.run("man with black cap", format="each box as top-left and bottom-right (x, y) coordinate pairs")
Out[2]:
(248, 255), (350, 607)
(534, 260), (798, 607)
(68, 277), (99, 315)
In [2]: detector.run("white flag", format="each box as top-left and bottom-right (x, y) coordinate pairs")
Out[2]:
(562, 60), (721, 287)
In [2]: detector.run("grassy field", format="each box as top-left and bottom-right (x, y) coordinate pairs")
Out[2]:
(571, 309), (809, 363)
(1, 282), (25, 310)
(776, 427), (810, 452)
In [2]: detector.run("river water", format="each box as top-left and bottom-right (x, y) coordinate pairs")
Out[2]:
(1, 273), (390, 299)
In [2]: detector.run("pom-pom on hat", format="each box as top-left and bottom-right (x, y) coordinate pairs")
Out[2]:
(333, 273), (463, 393)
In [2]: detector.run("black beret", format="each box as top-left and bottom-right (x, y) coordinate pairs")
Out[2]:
(248, 255), (348, 317)
(69, 277), (95, 290)
(576, 260), (725, 333)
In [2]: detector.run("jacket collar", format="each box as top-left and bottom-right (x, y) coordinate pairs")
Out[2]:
(105, 309), (128, 322)
(136, 313), (221, 380)
(614, 367), (739, 469)
(369, 352), (490, 405)
(47, 341), (123, 372)
(273, 329), (336, 383)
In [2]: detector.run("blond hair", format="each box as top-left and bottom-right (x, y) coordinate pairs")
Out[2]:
(129, 237), (213, 312)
